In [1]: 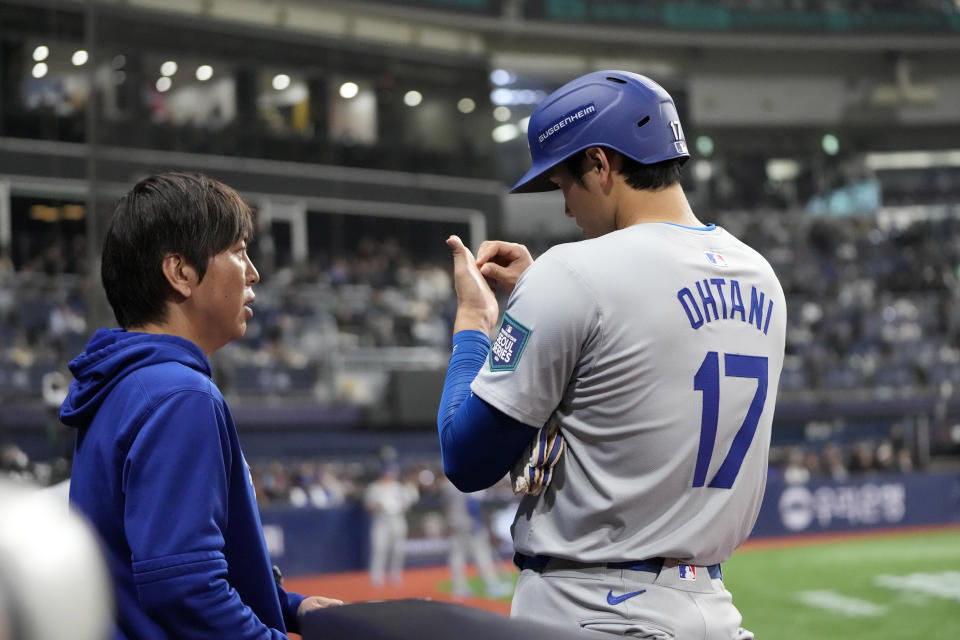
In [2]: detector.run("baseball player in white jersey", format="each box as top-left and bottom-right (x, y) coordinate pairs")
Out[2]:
(437, 70), (786, 639)
(364, 463), (419, 587)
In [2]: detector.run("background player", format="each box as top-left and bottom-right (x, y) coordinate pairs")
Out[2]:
(441, 479), (513, 599)
(364, 461), (419, 587)
(437, 70), (786, 639)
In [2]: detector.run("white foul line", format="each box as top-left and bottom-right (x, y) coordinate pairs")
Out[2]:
(795, 590), (886, 617)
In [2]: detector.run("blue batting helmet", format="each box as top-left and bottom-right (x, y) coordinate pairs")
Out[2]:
(510, 70), (689, 193)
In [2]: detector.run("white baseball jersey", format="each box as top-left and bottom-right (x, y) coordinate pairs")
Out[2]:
(471, 222), (786, 566)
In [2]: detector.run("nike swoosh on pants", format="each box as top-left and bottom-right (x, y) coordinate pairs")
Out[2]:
(606, 589), (647, 605)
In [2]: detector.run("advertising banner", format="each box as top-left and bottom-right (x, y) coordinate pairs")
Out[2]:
(751, 471), (960, 537)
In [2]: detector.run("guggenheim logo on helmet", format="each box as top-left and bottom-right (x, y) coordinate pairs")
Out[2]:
(537, 103), (597, 146)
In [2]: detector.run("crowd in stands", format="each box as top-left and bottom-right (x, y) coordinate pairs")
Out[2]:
(0, 443), (71, 489)
(2, 209), (958, 489)
(245, 436), (923, 511)
(721, 212), (960, 399)
(5, 211), (958, 403)
(1, 428), (921, 504)
(209, 236), (456, 402)
(0, 236), (456, 403)
(767, 422), (917, 486)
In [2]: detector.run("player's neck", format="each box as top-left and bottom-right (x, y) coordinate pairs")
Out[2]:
(615, 183), (702, 229)
(128, 305), (219, 356)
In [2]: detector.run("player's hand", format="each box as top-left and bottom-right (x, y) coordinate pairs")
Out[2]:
(446, 235), (499, 335)
(297, 595), (345, 618)
(475, 240), (533, 295)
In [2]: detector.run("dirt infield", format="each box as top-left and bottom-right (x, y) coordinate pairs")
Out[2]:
(284, 562), (515, 618)
(740, 522), (960, 551)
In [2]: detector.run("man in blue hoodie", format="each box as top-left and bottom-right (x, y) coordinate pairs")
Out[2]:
(60, 172), (341, 639)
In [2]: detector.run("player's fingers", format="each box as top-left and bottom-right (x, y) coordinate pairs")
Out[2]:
(297, 596), (345, 617)
(479, 262), (507, 282)
(447, 235), (477, 264)
(477, 240), (520, 267)
(475, 240), (501, 266)
(318, 598), (344, 607)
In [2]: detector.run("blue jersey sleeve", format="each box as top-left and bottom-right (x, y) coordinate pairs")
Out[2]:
(123, 391), (287, 639)
(437, 330), (537, 492)
(277, 585), (305, 633)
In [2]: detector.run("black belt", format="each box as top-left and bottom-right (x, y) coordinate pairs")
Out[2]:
(514, 553), (722, 580)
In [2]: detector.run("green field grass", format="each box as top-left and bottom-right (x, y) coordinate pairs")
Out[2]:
(725, 528), (960, 639)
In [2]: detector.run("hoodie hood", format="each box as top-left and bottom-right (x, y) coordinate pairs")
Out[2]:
(59, 328), (211, 429)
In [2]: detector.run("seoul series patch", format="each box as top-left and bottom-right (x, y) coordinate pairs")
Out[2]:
(678, 564), (697, 581)
(705, 251), (728, 267)
(489, 313), (531, 372)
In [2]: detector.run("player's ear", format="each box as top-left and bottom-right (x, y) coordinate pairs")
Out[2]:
(586, 147), (616, 186)
(160, 253), (197, 299)
(585, 146), (605, 172)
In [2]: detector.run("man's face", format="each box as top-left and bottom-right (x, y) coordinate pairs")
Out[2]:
(548, 157), (611, 239)
(192, 240), (259, 353)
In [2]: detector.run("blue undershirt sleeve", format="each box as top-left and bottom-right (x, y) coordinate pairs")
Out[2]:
(437, 330), (537, 492)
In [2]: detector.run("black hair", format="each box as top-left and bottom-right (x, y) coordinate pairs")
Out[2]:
(562, 149), (684, 191)
(101, 172), (254, 328)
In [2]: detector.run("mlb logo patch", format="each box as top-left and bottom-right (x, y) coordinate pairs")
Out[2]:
(678, 564), (697, 581)
(705, 251), (728, 268)
(489, 313), (531, 372)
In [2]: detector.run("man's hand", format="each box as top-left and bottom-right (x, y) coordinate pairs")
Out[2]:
(447, 235), (499, 335)
(297, 595), (344, 618)
(475, 240), (533, 295)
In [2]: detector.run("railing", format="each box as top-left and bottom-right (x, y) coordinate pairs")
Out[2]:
(349, 0), (960, 32)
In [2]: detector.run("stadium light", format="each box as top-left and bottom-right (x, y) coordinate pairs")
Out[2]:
(491, 88), (546, 106)
(403, 90), (422, 107)
(272, 74), (291, 91)
(696, 135), (714, 157)
(490, 69), (515, 86)
(156, 76), (172, 93)
(490, 88), (512, 106)
(822, 134), (840, 156)
(160, 60), (178, 77)
(32, 45), (49, 62)
(693, 159), (713, 181)
(339, 82), (359, 99)
(518, 116), (530, 133)
(71, 50), (89, 66)
(767, 159), (800, 182)
(195, 65), (214, 82)
(493, 106), (511, 122)
(864, 149), (960, 170)
(31, 62), (48, 79)
(457, 97), (475, 114)
(492, 123), (519, 143)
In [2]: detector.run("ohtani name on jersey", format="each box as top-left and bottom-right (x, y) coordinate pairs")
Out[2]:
(676, 278), (774, 334)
